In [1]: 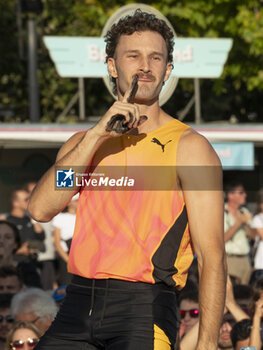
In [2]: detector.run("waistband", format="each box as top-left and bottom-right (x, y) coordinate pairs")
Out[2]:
(226, 254), (249, 258)
(71, 274), (177, 292)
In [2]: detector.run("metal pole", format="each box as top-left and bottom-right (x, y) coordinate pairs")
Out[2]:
(17, 0), (24, 59)
(194, 78), (202, 124)
(78, 78), (85, 120)
(27, 18), (40, 122)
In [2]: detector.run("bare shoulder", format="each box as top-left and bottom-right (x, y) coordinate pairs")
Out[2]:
(177, 127), (221, 166)
(56, 131), (86, 162)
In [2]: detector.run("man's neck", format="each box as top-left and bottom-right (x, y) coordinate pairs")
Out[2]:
(10, 208), (25, 218)
(226, 202), (240, 213)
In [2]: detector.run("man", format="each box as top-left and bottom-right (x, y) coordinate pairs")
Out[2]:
(28, 10), (226, 350)
(1, 189), (46, 287)
(224, 182), (255, 284)
(11, 288), (58, 334)
(0, 294), (14, 350)
(178, 288), (199, 337)
(5, 189), (45, 247)
(25, 182), (56, 291)
(0, 265), (23, 294)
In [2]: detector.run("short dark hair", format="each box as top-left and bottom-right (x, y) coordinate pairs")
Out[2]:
(224, 182), (244, 195)
(178, 288), (199, 305)
(0, 220), (21, 251)
(0, 265), (21, 280)
(230, 318), (252, 348)
(105, 9), (174, 94)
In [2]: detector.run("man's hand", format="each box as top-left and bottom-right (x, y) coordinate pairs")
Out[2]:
(236, 210), (252, 225)
(16, 241), (36, 256)
(93, 76), (147, 137)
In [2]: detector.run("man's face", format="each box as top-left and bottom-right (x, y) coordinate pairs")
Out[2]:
(108, 30), (172, 104)
(0, 224), (17, 262)
(0, 308), (14, 341)
(15, 190), (30, 212)
(0, 276), (21, 294)
(179, 299), (199, 334)
(15, 312), (51, 333)
(218, 321), (233, 349)
(228, 186), (247, 207)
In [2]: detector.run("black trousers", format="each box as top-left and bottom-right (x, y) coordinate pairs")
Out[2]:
(35, 275), (179, 350)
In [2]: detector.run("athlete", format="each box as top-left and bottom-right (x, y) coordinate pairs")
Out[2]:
(28, 10), (226, 350)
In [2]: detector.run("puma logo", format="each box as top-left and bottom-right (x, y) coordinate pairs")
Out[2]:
(151, 138), (172, 152)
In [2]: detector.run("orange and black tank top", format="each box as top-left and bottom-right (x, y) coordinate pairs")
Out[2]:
(68, 118), (194, 289)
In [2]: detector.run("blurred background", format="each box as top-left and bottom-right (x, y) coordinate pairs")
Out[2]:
(0, 0), (262, 212)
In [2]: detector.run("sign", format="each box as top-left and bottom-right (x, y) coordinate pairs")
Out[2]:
(43, 36), (233, 79)
(211, 142), (254, 170)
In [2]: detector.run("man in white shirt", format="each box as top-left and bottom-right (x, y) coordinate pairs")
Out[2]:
(224, 183), (255, 284)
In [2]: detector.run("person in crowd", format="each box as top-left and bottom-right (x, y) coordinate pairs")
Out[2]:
(249, 277), (263, 344)
(10, 288), (57, 334)
(231, 294), (263, 350)
(0, 266), (23, 295)
(230, 318), (253, 350)
(0, 294), (14, 350)
(251, 188), (263, 284)
(179, 276), (249, 350)
(24, 182), (56, 291)
(0, 222), (20, 268)
(233, 283), (253, 316)
(178, 286), (199, 337)
(52, 194), (78, 286)
(0, 189), (46, 288)
(224, 182), (256, 284)
(6, 321), (42, 350)
(0, 189), (45, 249)
(28, 9), (226, 350)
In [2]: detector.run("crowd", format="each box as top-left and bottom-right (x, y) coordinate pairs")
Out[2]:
(0, 180), (262, 349)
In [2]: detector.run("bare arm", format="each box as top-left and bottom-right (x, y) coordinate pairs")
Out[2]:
(53, 227), (69, 263)
(28, 82), (144, 222)
(224, 221), (242, 242)
(225, 275), (249, 321)
(249, 297), (263, 349)
(255, 227), (263, 240)
(177, 132), (227, 350)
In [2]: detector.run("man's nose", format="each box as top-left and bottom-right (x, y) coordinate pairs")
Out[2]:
(139, 56), (151, 72)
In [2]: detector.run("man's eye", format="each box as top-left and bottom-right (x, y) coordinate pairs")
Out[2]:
(153, 56), (161, 60)
(129, 55), (137, 58)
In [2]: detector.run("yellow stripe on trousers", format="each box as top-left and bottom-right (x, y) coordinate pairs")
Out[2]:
(154, 324), (171, 349)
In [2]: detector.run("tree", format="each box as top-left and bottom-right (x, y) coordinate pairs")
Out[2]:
(1, 0), (262, 123)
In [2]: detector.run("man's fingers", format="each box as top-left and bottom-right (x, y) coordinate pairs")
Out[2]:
(123, 75), (139, 103)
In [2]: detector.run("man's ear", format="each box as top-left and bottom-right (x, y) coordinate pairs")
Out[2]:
(163, 62), (173, 83)
(107, 58), (118, 79)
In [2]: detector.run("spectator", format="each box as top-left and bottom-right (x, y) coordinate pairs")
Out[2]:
(11, 288), (57, 334)
(0, 294), (14, 350)
(1, 189), (46, 288)
(3, 188), (45, 252)
(6, 320), (42, 350)
(233, 283), (253, 316)
(25, 182), (56, 291)
(249, 277), (263, 343)
(224, 182), (255, 284)
(0, 266), (23, 294)
(251, 189), (263, 284)
(52, 194), (78, 286)
(230, 318), (252, 350)
(0, 221), (20, 267)
(178, 286), (199, 337)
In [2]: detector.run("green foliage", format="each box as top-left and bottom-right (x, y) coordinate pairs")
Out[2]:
(0, 0), (262, 123)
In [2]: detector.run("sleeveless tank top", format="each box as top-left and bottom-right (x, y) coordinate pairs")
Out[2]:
(68, 118), (194, 289)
